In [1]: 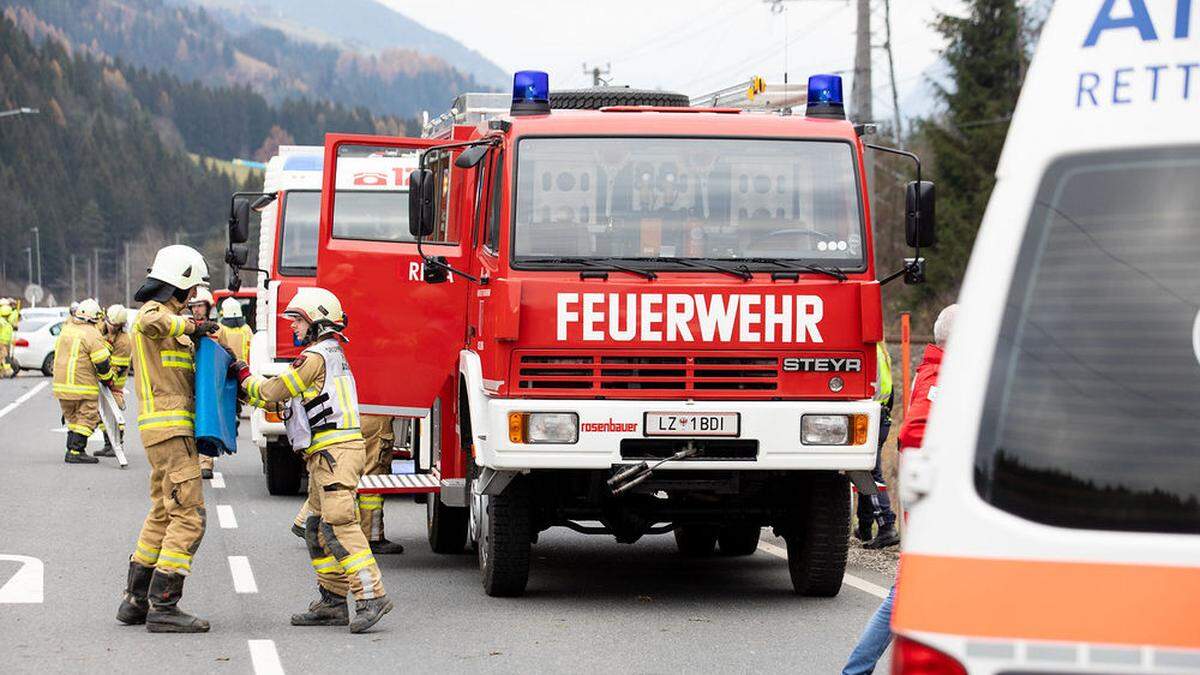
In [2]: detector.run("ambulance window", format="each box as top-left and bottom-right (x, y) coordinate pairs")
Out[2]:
(975, 147), (1200, 535)
(278, 191), (319, 276)
(485, 151), (504, 253)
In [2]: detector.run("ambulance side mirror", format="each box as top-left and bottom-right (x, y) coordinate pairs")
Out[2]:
(229, 197), (251, 245)
(905, 181), (936, 248)
(408, 169), (435, 238)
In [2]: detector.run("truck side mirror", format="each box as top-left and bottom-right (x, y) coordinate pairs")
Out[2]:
(905, 181), (936, 248)
(408, 169), (435, 238)
(225, 244), (249, 267)
(227, 275), (242, 293)
(455, 145), (489, 169)
(229, 197), (251, 244)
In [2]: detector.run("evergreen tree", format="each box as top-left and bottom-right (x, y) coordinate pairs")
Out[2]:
(917, 0), (1029, 303)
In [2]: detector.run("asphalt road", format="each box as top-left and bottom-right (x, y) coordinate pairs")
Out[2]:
(0, 374), (894, 674)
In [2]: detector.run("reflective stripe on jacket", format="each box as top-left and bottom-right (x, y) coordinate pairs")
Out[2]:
(52, 319), (112, 400)
(132, 299), (197, 445)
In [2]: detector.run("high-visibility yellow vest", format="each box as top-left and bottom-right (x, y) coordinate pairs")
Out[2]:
(875, 342), (894, 403)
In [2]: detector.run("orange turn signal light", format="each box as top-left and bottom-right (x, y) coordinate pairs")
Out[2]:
(508, 412), (527, 444)
(265, 410), (282, 423)
(851, 414), (870, 446)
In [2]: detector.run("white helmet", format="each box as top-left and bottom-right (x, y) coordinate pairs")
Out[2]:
(76, 298), (103, 323)
(106, 304), (128, 326)
(283, 287), (346, 339)
(190, 286), (214, 307)
(69, 300), (80, 317)
(147, 245), (208, 290)
(220, 297), (243, 319)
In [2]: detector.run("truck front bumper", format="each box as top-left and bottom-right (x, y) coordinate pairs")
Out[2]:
(477, 398), (879, 471)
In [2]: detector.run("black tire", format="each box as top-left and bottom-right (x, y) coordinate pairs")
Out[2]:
(784, 472), (851, 597)
(264, 438), (303, 495)
(427, 492), (468, 554)
(7, 357), (19, 377)
(549, 87), (690, 110)
(674, 525), (718, 557)
(717, 524), (761, 556)
(41, 352), (54, 377)
(479, 476), (532, 597)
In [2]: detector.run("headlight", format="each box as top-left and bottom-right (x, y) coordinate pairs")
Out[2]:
(800, 414), (869, 445)
(508, 412), (579, 444)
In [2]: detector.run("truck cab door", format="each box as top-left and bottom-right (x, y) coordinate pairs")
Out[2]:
(316, 134), (469, 417)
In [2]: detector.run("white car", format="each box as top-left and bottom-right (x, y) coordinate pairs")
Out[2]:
(12, 315), (66, 376)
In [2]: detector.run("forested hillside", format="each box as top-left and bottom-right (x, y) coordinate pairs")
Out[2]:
(2, 0), (489, 118)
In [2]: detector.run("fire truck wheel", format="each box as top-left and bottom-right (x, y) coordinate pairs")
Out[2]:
(717, 525), (761, 556)
(479, 476), (532, 597)
(673, 525), (718, 557)
(427, 494), (468, 554)
(549, 87), (691, 110)
(784, 472), (851, 597)
(264, 438), (303, 495)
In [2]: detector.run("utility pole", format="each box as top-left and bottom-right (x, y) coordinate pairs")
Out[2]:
(851, 0), (872, 124)
(881, 0), (903, 144)
(70, 254), (76, 301)
(23, 247), (32, 286)
(84, 258), (92, 301)
(582, 62), (610, 87)
(124, 242), (131, 308)
(31, 226), (42, 288)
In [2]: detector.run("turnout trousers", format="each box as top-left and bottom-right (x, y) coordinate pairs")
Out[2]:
(301, 440), (386, 600)
(356, 415), (393, 542)
(59, 398), (101, 437)
(130, 437), (206, 575)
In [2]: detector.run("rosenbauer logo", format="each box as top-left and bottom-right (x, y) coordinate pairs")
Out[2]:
(556, 292), (824, 344)
(581, 419), (639, 433)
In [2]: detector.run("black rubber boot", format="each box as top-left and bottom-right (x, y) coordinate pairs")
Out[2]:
(291, 587), (350, 626)
(65, 431), (99, 464)
(291, 523), (306, 539)
(201, 467), (214, 479)
(863, 524), (901, 550)
(370, 539), (405, 555)
(94, 433), (117, 458)
(350, 595), (393, 634)
(146, 570), (210, 633)
(116, 562), (154, 625)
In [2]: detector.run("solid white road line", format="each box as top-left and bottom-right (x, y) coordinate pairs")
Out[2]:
(210, 471), (226, 489)
(756, 540), (890, 599)
(248, 639), (284, 675)
(216, 505), (238, 529)
(228, 556), (258, 593)
(0, 381), (48, 420)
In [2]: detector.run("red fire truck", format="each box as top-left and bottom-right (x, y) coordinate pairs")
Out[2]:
(229, 72), (934, 597)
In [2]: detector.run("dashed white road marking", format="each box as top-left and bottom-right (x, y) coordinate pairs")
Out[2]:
(210, 471), (226, 489)
(248, 639), (284, 675)
(216, 505), (238, 529)
(228, 556), (258, 593)
(0, 381), (49, 420)
(756, 540), (890, 599)
(0, 554), (44, 603)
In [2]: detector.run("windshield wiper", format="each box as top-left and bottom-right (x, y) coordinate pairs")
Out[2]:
(623, 257), (752, 281)
(522, 256), (657, 280)
(740, 258), (847, 281)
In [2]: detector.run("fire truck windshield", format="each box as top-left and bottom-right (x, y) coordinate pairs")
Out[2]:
(512, 137), (864, 269)
(279, 190), (412, 274)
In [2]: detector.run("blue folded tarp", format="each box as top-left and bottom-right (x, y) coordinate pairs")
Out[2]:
(195, 336), (238, 456)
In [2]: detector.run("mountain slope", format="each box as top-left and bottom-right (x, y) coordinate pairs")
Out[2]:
(2, 0), (490, 117)
(188, 0), (508, 88)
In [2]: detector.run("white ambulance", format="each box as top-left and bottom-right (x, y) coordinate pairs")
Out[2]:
(893, 1), (1200, 672)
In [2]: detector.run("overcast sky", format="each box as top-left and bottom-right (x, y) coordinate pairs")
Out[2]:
(383, 0), (964, 121)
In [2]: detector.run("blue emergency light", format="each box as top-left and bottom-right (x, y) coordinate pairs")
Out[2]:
(806, 74), (845, 120)
(511, 70), (551, 115)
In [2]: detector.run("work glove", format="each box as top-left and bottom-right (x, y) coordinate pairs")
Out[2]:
(229, 360), (251, 384)
(192, 319), (221, 335)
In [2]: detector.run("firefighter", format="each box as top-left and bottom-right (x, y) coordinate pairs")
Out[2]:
(856, 342), (900, 549)
(115, 244), (219, 633)
(231, 287), (392, 633)
(358, 415), (404, 554)
(186, 288), (219, 479)
(52, 298), (114, 464)
(0, 302), (13, 378)
(218, 297), (252, 362)
(95, 304), (131, 458)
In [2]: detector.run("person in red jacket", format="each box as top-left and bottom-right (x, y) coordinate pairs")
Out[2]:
(898, 303), (956, 453)
(841, 303), (956, 675)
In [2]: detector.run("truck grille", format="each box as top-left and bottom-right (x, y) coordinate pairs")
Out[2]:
(515, 352), (779, 395)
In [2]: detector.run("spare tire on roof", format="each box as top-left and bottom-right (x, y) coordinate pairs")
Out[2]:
(549, 87), (691, 110)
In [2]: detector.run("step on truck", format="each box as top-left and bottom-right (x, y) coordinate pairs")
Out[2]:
(224, 144), (418, 494)
(230, 72), (935, 596)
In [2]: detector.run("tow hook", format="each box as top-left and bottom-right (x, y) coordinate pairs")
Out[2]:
(607, 443), (700, 496)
